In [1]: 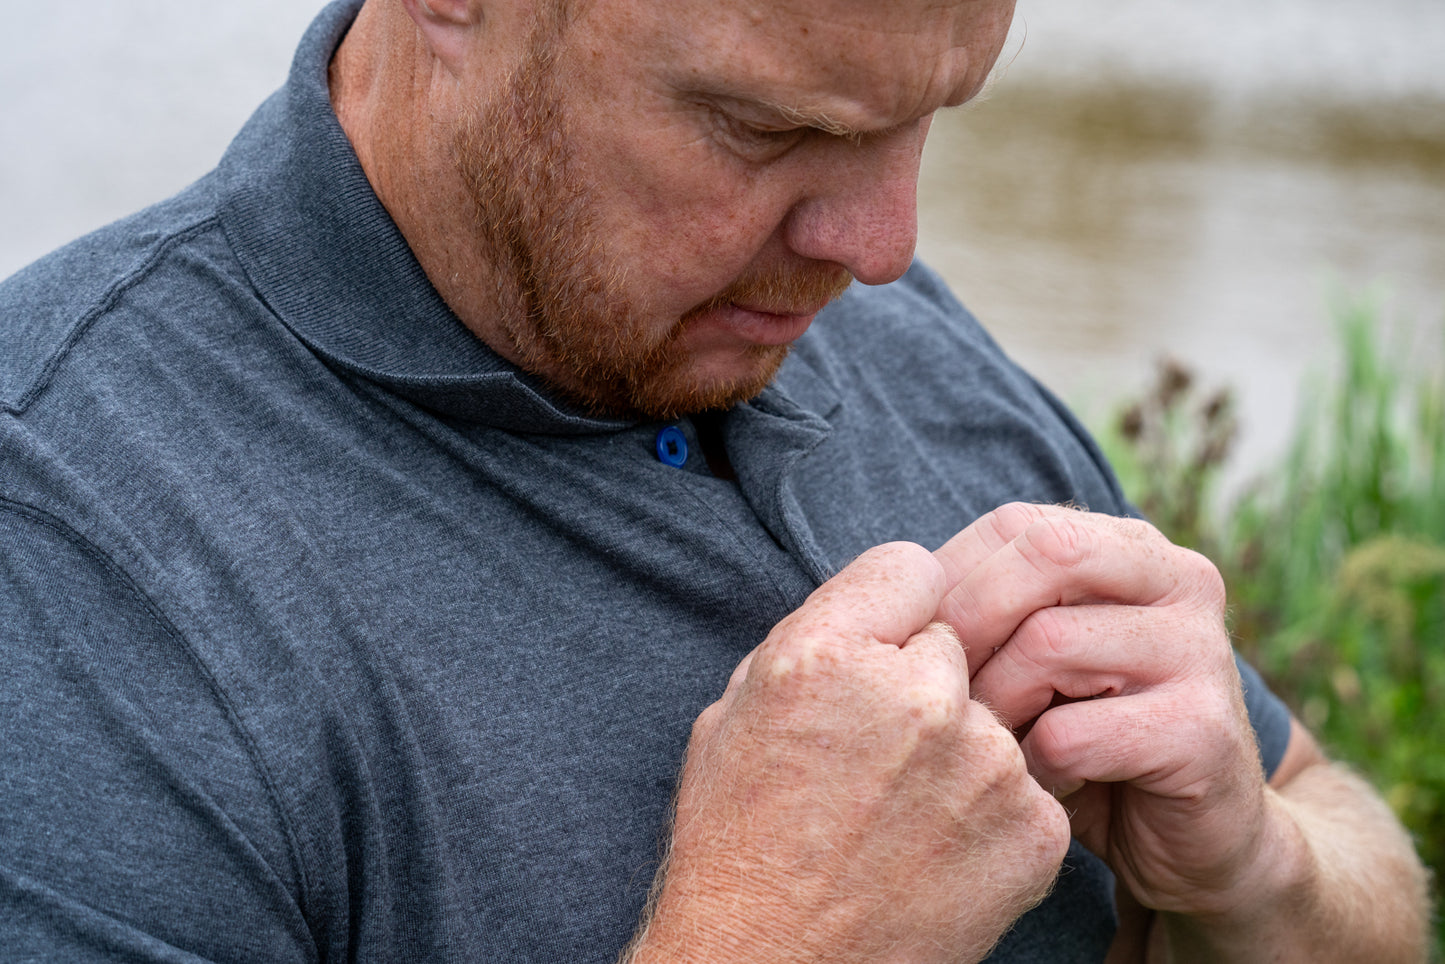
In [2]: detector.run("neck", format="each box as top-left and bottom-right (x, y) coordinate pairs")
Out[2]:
(328, 2), (517, 361)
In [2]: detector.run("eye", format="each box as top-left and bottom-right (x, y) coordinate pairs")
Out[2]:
(711, 110), (806, 161)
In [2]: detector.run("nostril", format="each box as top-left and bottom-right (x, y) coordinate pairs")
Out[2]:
(783, 197), (918, 287)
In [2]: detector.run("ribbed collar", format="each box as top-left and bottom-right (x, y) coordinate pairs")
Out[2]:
(214, 0), (839, 434)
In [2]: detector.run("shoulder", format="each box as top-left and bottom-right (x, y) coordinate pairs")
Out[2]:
(805, 258), (1001, 361)
(794, 259), (1130, 518)
(797, 259), (1069, 431)
(0, 174), (237, 416)
(0, 176), (352, 955)
(761, 260), (1135, 566)
(0, 495), (315, 959)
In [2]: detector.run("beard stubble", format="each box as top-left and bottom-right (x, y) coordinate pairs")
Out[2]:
(453, 30), (852, 420)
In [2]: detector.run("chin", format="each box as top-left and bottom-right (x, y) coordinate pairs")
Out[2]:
(625, 345), (791, 419)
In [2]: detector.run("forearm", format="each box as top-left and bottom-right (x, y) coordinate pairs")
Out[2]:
(1153, 761), (1430, 963)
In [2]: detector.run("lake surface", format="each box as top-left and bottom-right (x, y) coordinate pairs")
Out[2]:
(918, 0), (1445, 482)
(4, 0), (1442, 483)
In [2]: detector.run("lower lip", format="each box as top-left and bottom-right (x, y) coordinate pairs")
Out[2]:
(712, 304), (820, 347)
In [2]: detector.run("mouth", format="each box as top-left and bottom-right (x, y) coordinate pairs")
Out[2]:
(731, 299), (834, 319)
(715, 302), (822, 347)
(680, 265), (852, 351)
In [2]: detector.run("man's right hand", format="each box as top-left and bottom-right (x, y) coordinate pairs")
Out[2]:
(624, 542), (1071, 964)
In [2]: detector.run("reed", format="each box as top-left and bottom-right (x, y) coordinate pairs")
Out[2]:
(1094, 299), (1445, 952)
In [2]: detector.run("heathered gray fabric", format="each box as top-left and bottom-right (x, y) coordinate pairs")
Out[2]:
(0, 2), (1290, 960)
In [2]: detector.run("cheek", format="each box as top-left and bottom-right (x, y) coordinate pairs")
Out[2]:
(580, 122), (794, 288)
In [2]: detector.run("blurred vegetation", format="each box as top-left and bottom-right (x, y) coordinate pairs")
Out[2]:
(1093, 299), (1444, 954)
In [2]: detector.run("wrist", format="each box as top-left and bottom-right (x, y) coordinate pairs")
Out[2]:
(622, 863), (821, 964)
(1154, 789), (1321, 961)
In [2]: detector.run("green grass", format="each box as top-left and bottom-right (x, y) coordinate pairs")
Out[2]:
(1092, 298), (1444, 953)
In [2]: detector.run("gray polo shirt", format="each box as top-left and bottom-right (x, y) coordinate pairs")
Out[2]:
(0, 2), (1289, 960)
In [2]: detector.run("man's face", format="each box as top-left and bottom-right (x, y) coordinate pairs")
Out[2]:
(454, 0), (1015, 419)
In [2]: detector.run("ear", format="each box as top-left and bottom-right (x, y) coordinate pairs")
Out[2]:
(399, 0), (484, 70)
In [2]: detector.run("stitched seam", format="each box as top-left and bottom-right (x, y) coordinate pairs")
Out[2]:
(8, 216), (222, 416)
(0, 495), (320, 930)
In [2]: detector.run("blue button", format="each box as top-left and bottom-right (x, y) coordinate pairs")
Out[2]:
(655, 426), (688, 467)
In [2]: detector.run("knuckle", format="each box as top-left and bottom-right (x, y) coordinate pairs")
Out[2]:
(689, 701), (724, 743)
(1113, 513), (1164, 542)
(899, 677), (964, 733)
(842, 541), (905, 575)
(963, 705), (1028, 778)
(1183, 548), (1228, 607)
(992, 500), (1049, 532)
(1015, 607), (1073, 666)
(768, 634), (826, 681)
(1196, 680), (1249, 738)
(1032, 793), (1074, 863)
(1022, 514), (1096, 572)
(1025, 711), (1081, 774)
(847, 540), (938, 585)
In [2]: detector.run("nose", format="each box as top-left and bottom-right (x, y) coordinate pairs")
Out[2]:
(781, 124), (925, 286)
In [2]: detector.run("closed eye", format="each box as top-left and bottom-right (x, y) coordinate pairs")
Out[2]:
(710, 109), (807, 161)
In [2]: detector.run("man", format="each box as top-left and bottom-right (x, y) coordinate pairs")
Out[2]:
(0, 0), (1428, 960)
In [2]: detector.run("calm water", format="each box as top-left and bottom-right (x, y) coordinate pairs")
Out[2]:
(918, 0), (1445, 480)
(4, 0), (1442, 481)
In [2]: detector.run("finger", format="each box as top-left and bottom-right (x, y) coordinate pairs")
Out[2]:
(933, 503), (1066, 676)
(785, 541), (949, 649)
(1018, 687), (1242, 799)
(898, 619), (967, 659)
(1019, 695), (1160, 799)
(896, 620), (973, 704)
(1021, 688), (1263, 864)
(932, 502), (1059, 587)
(969, 604), (1210, 730)
(937, 512), (1201, 675)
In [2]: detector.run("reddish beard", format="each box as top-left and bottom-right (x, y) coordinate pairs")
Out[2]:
(453, 27), (851, 420)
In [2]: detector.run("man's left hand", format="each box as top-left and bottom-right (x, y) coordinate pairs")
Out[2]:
(933, 502), (1275, 919)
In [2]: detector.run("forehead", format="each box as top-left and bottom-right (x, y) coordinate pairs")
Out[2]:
(572, 0), (1016, 130)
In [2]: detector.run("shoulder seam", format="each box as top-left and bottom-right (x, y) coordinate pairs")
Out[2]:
(6, 215), (222, 416)
(0, 494), (319, 919)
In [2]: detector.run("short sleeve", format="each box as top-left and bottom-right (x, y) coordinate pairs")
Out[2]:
(0, 502), (312, 962)
(1235, 653), (1292, 778)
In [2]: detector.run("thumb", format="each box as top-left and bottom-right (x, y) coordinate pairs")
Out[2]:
(789, 542), (949, 649)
